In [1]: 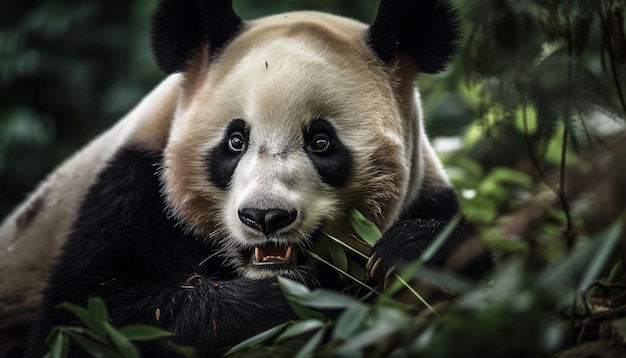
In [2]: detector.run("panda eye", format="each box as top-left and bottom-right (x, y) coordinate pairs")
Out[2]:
(309, 133), (331, 154)
(228, 131), (246, 153)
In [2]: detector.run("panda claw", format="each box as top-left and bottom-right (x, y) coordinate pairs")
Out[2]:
(367, 257), (382, 280)
(383, 266), (396, 289)
(365, 253), (377, 273)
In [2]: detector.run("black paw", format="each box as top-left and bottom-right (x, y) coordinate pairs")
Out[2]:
(366, 218), (492, 288)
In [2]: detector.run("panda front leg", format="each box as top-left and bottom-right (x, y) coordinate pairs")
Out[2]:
(366, 188), (494, 289)
(34, 274), (294, 357)
(133, 276), (296, 357)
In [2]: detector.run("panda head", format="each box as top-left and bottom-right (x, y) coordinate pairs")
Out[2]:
(154, 0), (460, 280)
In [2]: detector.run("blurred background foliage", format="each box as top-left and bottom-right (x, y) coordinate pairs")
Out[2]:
(2, 0), (626, 357)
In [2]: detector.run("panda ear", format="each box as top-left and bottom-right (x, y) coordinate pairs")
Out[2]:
(150, 0), (243, 74)
(368, 0), (461, 74)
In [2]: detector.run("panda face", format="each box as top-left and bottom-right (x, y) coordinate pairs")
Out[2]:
(161, 12), (412, 280)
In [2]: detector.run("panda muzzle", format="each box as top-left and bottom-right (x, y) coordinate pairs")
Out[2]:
(253, 243), (294, 265)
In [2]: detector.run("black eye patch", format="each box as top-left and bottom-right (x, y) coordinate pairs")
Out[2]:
(206, 119), (248, 190)
(304, 119), (352, 188)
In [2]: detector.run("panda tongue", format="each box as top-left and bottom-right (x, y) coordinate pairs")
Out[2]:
(254, 243), (293, 264)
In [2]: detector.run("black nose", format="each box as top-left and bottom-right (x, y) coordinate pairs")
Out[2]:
(238, 208), (297, 233)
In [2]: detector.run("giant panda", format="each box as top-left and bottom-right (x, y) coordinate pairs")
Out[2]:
(0, 0), (493, 357)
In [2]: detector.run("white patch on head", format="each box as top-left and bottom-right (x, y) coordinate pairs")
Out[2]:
(219, 140), (341, 279)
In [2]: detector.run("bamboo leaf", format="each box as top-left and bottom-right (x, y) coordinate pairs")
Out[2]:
(295, 328), (325, 358)
(349, 208), (382, 245)
(105, 324), (140, 358)
(65, 331), (123, 358)
(278, 277), (326, 321)
(118, 325), (173, 341)
(289, 288), (360, 310)
(87, 297), (109, 328)
(577, 220), (622, 292)
(277, 276), (311, 297)
(335, 306), (408, 354)
(539, 218), (622, 296)
(333, 303), (369, 341)
(327, 239), (349, 272)
(46, 330), (69, 358)
(56, 302), (105, 336)
(277, 320), (325, 342)
(224, 322), (288, 356)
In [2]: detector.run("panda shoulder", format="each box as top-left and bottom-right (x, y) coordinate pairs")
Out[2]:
(0, 73), (182, 314)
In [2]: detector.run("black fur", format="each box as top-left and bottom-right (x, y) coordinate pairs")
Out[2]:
(26, 148), (298, 357)
(151, 0), (243, 73)
(369, 218), (494, 285)
(304, 119), (352, 188)
(368, 0), (461, 73)
(0, 312), (31, 358)
(400, 186), (460, 220)
(207, 119), (249, 190)
(369, 187), (494, 285)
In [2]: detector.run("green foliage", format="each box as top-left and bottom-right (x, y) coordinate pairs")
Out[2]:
(349, 208), (383, 246)
(45, 297), (195, 358)
(225, 217), (623, 357)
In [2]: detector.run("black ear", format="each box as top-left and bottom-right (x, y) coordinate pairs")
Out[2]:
(368, 0), (461, 73)
(151, 0), (243, 74)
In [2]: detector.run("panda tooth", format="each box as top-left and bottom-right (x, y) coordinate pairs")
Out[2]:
(252, 245), (293, 265)
(284, 246), (293, 263)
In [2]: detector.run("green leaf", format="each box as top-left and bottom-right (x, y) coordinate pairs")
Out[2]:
(46, 330), (69, 358)
(56, 302), (105, 336)
(576, 220), (623, 292)
(538, 219), (622, 296)
(411, 267), (475, 294)
(335, 306), (408, 354)
(277, 277), (326, 320)
(277, 320), (325, 342)
(225, 322), (288, 356)
(118, 325), (173, 341)
(164, 340), (199, 358)
(277, 276), (311, 297)
(349, 208), (382, 245)
(327, 239), (349, 272)
(87, 297), (109, 327)
(488, 167), (532, 188)
(65, 331), (123, 358)
(290, 289), (358, 310)
(294, 327), (325, 358)
(333, 303), (369, 341)
(105, 324), (140, 358)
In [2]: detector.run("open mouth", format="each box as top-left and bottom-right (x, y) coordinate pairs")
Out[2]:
(252, 243), (294, 266)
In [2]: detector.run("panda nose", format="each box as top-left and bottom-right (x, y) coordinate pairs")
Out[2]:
(238, 208), (297, 233)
